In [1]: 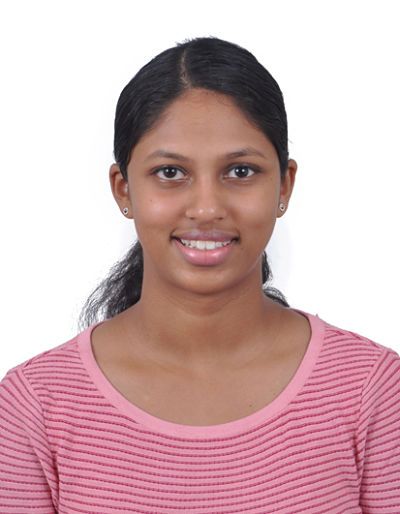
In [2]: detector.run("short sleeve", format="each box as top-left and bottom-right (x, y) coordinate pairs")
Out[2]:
(356, 348), (400, 513)
(0, 366), (58, 513)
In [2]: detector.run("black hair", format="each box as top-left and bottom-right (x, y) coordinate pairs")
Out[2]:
(78, 36), (290, 331)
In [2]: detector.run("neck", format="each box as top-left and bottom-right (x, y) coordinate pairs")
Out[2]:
(118, 276), (286, 373)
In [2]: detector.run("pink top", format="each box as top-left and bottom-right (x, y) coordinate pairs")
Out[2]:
(1, 309), (399, 513)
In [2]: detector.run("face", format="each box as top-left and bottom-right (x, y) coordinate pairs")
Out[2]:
(110, 88), (297, 297)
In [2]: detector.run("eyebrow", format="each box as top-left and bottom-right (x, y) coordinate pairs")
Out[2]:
(145, 146), (266, 162)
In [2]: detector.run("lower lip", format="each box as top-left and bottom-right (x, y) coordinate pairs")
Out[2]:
(172, 238), (237, 266)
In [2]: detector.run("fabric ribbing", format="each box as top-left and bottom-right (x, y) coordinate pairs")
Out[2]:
(1, 310), (399, 513)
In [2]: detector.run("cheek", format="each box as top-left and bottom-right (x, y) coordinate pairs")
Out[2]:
(131, 183), (278, 233)
(239, 193), (277, 227)
(133, 194), (178, 230)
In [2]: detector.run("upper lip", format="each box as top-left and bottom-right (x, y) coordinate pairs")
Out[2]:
(172, 229), (239, 242)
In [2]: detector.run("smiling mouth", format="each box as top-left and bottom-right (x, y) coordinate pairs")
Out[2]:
(171, 237), (238, 250)
(171, 236), (238, 266)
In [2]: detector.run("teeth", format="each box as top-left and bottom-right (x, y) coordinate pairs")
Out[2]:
(180, 239), (232, 250)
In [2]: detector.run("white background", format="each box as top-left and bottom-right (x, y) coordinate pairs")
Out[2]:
(1, 0), (399, 377)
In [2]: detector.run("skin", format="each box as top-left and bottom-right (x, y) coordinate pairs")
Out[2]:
(108, 88), (301, 377)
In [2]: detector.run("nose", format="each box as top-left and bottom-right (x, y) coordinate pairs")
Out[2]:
(184, 176), (227, 221)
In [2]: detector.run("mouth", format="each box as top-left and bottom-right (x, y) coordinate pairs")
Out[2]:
(171, 237), (239, 266)
(171, 237), (239, 250)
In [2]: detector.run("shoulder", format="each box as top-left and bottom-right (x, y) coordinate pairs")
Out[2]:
(0, 334), (79, 431)
(0, 326), (90, 400)
(4, 334), (79, 376)
(318, 313), (398, 357)
(315, 313), (400, 388)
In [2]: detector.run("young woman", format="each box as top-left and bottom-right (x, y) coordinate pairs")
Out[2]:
(1, 36), (399, 513)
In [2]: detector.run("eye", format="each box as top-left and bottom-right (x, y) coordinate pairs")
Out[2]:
(227, 164), (259, 178)
(152, 163), (260, 181)
(153, 166), (185, 180)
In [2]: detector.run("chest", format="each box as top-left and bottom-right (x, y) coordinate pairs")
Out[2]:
(91, 332), (309, 426)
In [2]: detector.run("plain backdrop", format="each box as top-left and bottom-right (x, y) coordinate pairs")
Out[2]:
(1, 0), (399, 377)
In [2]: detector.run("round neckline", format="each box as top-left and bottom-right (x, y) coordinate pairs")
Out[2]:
(78, 308), (325, 438)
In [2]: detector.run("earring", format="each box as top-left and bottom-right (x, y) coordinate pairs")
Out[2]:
(279, 202), (286, 212)
(122, 207), (129, 215)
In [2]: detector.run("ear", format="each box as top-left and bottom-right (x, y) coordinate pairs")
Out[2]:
(109, 163), (133, 218)
(277, 159), (297, 217)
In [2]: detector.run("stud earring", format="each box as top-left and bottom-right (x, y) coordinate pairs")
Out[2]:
(122, 207), (129, 215)
(279, 202), (286, 212)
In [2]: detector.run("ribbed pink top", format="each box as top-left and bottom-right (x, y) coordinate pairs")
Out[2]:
(1, 309), (399, 513)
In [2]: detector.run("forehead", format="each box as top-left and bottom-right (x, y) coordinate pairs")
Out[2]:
(131, 88), (277, 160)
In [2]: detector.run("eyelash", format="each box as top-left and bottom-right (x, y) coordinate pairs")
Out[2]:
(152, 164), (261, 181)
